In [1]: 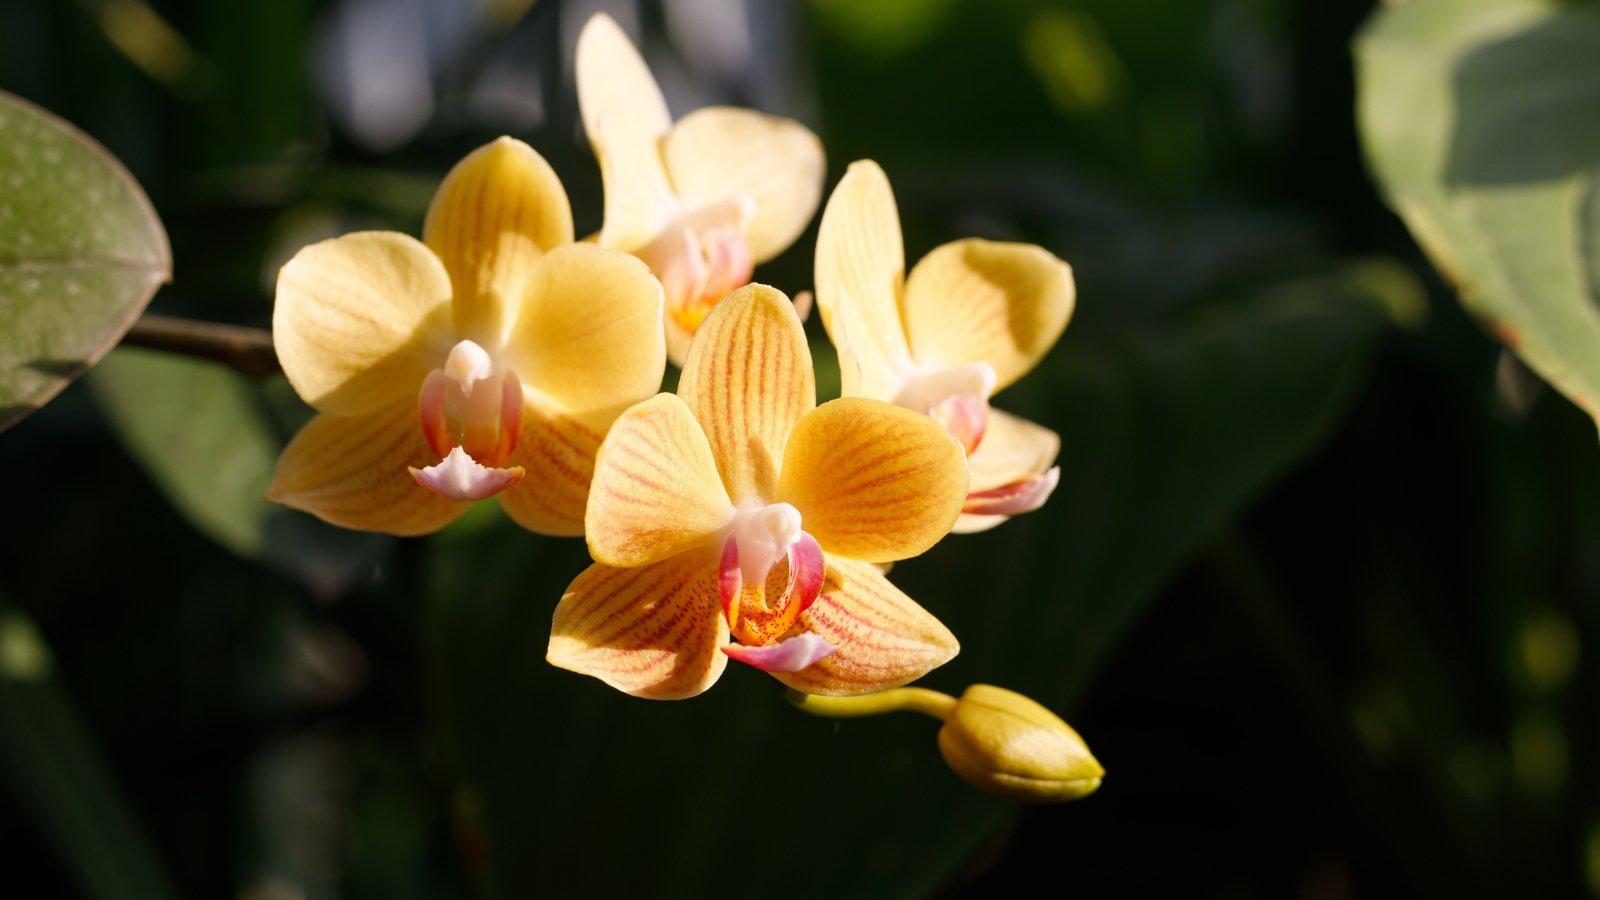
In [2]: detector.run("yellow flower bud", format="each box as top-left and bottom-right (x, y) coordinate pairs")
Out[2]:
(936, 684), (1103, 803)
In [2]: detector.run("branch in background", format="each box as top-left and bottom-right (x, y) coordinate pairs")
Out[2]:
(121, 314), (279, 378)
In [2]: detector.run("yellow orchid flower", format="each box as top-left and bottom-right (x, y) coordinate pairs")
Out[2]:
(548, 284), (968, 700)
(814, 160), (1075, 533)
(266, 137), (665, 536)
(576, 13), (825, 364)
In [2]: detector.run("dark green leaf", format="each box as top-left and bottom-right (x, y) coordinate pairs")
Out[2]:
(89, 348), (385, 594)
(0, 90), (169, 432)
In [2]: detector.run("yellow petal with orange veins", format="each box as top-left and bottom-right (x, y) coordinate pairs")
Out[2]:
(777, 397), (968, 563)
(678, 284), (815, 503)
(662, 107), (825, 263)
(495, 400), (606, 537)
(901, 238), (1075, 393)
(506, 243), (664, 421)
(548, 550), (729, 700)
(586, 394), (733, 568)
(423, 137), (575, 346)
(266, 401), (467, 536)
(954, 407), (1061, 534)
(813, 160), (914, 400)
(496, 393), (608, 531)
(274, 231), (453, 416)
(576, 14), (677, 252)
(769, 557), (958, 696)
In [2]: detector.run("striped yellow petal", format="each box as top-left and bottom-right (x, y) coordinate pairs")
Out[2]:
(770, 557), (958, 696)
(813, 160), (914, 400)
(548, 550), (730, 700)
(777, 397), (968, 563)
(266, 401), (467, 536)
(506, 243), (665, 421)
(495, 400), (606, 536)
(677, 284), (815, 503)
(423, 137), (574, 346)
(662, 107), (825, 263)
(585, 394), (733, 568)
(901, 238), (1075, 393)
(576, 13), (678, 253)
(273, 231), (453, 416)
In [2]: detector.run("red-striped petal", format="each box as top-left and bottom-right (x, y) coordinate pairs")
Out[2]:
(548, 550), (729, 700)
(769, 557), (958, 696)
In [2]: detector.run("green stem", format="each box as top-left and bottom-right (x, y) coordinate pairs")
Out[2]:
(785, 687), (958, 721)
(120, 314), (279, 378)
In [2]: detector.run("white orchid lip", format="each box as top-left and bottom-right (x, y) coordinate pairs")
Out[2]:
(890, 361), (997, 414)
(409, 446), (525, 501)
(414, 339), (525, 500)
(889, 361), (997, 454)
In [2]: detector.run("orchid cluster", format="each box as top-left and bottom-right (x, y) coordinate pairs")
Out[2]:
(266, 14), (1096, 800)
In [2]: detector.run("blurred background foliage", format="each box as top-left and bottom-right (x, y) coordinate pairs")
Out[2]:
(1, 0), (1597, 897)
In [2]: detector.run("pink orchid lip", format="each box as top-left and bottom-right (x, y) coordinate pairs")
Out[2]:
(409, 446), (525, 501)
(723, 632), (836, 673)
(963, 466), (1061, 517)
(929, 393), (988, 455)
(637, 195), (757, 334)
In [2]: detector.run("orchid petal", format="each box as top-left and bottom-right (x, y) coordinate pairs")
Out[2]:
(901, 238), (1075, 393)
(495, 400), (605, 537)
(408, 446), (525, 501)
(678, 284), (815, 503)
(423, 137), (575, 346)
(813, 160), (914, 400)
(954, 408), (1060, 533)
(273, 231), (453, 416)
(576, 14), (678, 253)
(266, 401), (467, 536)
(723, 632), (836, 673)
(966, 408), (1059, 492)
(548, 550), (729, 700)
(506, 243), (665, 422)
(585, 393), (734, 568)
(770, 558), (958, 696)
(777, 398), (968, 564)
(662, 107), (825, 263)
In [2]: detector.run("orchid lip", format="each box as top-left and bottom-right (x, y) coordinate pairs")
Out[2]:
(409, 446), (525, 501)
(418, 339), (524, 471)
(717, 503), (826, 647)
(963, 466), (1061, 517)
(638, 194), (757, 333)
(891, 361), (998, 414)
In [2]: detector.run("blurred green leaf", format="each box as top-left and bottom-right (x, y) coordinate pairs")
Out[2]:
(89, 348), (385, 594)
(1357, 0), (1600, 429)
(0, 602), (178, 900)
(0, 90), (169, 432)
(424, 262), (1400, 899)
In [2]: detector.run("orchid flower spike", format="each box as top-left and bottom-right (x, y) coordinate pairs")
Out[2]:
(814, 160), (1076, 533)
(789, 684), (1104, 804)
(548, 284), (970, 700)
(267, 137), (666, 536)
(576, 13), (826, 364)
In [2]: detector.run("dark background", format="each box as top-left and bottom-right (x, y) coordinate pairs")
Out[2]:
(2, 1), (1596, 898)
